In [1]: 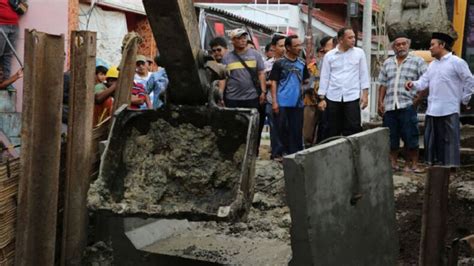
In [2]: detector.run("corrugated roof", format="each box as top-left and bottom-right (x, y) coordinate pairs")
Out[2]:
(197, 5), (275, 35)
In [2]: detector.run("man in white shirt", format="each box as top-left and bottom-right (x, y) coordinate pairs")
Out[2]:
(317, 27), (370, 139)
(406, 32), (474, 167)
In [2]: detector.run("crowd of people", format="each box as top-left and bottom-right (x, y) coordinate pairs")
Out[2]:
(213, 27), (474, 171)
(1, 0), (473, 171)
(92, 55), (169, 126)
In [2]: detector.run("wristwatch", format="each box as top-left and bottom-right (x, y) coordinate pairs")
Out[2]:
(318, 95), (325, 101)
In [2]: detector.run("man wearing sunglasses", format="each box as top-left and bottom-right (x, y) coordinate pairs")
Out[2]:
(209, 37), (228, 64)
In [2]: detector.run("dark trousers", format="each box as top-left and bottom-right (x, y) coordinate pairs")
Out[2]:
(324, 98), (362, 139)
(225, 97), (265, 155)
(265, 103), (283, 158)
(277, 107), (304, 155)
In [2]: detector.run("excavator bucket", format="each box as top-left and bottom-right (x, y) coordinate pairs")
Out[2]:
(88, 105), (259, 221)
(87, 0), (263, 221)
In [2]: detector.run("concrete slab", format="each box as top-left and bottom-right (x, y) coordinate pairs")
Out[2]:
(93, 215), (290, 266)
(283, 128), (398, 265)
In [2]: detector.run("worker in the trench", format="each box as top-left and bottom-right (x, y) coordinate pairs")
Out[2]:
(270, 35), (309, 155)
(378, 33), (427, 173)
(406, 32), (474, 167)
(317, 27), (370, 140)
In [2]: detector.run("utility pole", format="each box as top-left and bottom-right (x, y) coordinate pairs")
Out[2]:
(346, 0), (351, 26)
(362, 0), (374, 119)
(306, 0), (314, 65)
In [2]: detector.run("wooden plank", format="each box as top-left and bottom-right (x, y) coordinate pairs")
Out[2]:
(15, 30), (65, 266)
(60, 31), (96, 266)
(419, 166), (451, 266)
(112, 33), (140, 113)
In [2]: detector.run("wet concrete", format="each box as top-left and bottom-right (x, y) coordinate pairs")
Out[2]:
(87, 106), (259, 221)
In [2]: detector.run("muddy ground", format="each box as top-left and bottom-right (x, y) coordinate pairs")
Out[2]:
(394, 164), (474, 265)
(85, 144), (473, 265)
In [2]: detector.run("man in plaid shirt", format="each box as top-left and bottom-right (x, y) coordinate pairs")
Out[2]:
(378, 33), (427, 172)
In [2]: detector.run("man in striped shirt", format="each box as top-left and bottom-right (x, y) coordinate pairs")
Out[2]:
(378, 33), (427, 172)
(219, 28), (267, 154)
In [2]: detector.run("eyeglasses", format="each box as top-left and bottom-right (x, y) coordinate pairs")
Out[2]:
(212, 48), (222, 53)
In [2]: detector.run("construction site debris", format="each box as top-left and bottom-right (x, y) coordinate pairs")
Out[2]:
(385, 0), (457, 49)
(451, 180), (474, 202)
(88, 118), (245, 218)
(83, 241), (114, 266)
(122, 159), (291, 265)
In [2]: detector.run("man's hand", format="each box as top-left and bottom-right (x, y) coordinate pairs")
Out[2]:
(272, 102), (279, 114)
(317, 100), (326, 111)
(259, 92), (266, 105)
(377, 102), (385, 117)
(360, 91), (368, 109)
(13, 69), (23, 80)
(405, 81), (414, 91)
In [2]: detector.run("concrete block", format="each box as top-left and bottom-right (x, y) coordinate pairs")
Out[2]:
(283, 128), (398, 266)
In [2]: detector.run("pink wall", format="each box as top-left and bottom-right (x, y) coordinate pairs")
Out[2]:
(12, 0), (69, 112)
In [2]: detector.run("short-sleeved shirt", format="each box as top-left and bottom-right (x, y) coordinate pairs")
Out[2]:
(130, 82), (147, 109)
(222, 49), (265, 101)
(0, 0), (19, 25)
(378, 54), (427, 111)
(134, 72), (152, 87)
(94, 83), (107, 94)
(146, 68), (168, 109)
(269, 57), (309, 108)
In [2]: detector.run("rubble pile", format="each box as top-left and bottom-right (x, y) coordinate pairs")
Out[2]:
(202, 160), (291, 242)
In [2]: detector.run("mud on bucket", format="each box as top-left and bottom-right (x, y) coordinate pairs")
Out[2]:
(87, 105), (259, 221)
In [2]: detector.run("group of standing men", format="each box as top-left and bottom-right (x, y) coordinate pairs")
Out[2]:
(215, 27), (474, 171)
(378, 31), (473, 171)
(216, 27), (371, 160)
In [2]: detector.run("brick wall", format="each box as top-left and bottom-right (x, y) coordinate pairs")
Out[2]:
(134, 17), (158, 69)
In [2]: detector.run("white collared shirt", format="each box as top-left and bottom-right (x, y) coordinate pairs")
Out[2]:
(413, 52), (474, 116)
(318, 46), (370, 102)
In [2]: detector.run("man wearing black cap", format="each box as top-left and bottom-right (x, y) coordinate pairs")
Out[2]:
(378, 33), (427, 172)
(406, 32), (474, 167)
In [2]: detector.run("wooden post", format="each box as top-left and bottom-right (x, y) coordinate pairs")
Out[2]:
(15, 30), (65, 266)
(112, 32), (140, 113)
(419, 166), (450, 266)
(60, 31), (96, 266)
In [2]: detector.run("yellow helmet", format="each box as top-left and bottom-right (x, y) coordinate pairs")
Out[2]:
(106, 66), (119, 79)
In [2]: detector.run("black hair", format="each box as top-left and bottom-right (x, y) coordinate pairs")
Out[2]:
(209, 37), (228, 49)
(435, 39), (453, 52)
(95, 65), (108, 75)
(320, 36), (334, 47)
(271, 34), (286, 46)
(337, 27), (353, 40)
(284, 35), (299, 49)
(265, 43), (272, 53)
